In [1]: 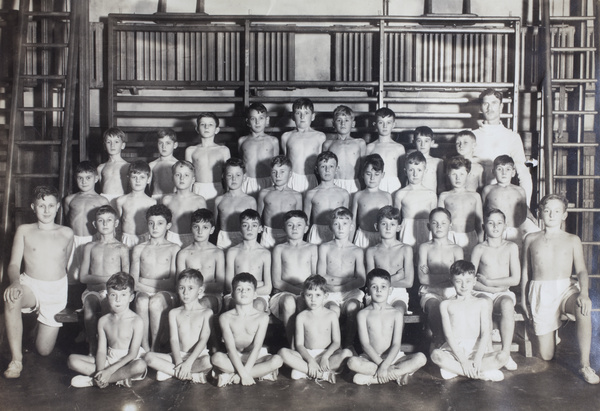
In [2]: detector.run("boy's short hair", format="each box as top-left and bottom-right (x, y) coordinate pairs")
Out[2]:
(455, 129), (476, 142)
(363, 153), (385, 173)
(493, 155), (515, 168)
(374, 107), (396, 120)
(75, 161), (98, 176)
(146, 204), (172, 224)
(96, 205), (118, 219)
(446, 156), (472, 174)
(330, 207), (353, 225)
(196, 112), (220, 127)
(271, 155), (292, 169)
(157, 128), (177, 142)
(303, 274), (329, 293)
(191, 208), (215, 226)
(283, 210), (308, 224)
(429, 207), (452, 222)
(246, 102), (268, 116)
(405, 151), (427, 166)
(128, 160), (151, 177)
(239, 208), (262, 225)
(483, 208), (506, 222)
(33, 185), (59, 202)
(177, 268), (204, 286)
(365, 268), (392, 288)
(377, 205), (401, 224)
(479, 88), (503, 103)
(539, 194), (568, 212)
(292, 98), (314, 113)
(316, 151), (338, 167)
(224, 157), (246, 174)
(103, 127), (125, 143)
(172, 159), (195, 173)
(232, 272), (257, 290)
(333, 105), (354, 120)
(450, 260), (476, 277)
(106, 272), (135, 292)
(414, 126), (433, 139)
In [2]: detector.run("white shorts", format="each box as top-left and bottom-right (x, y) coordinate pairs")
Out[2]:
(121, 232), (150, 249)
(448, 230), (478, 259)
(173, 349), (210, 363)
(217, 230), (244, 250)
(260, 226), (286, 249)
(242, 176), (272, 197)
(67, 234), (94, 283)
(269, 291), (300, 321)
(19, 273), (68, 328)
(166, 231), (194, 248)
(419, 286), (457, 311)
(379, 174), (402, 194)
(291, 348), (327, 379)
(192, 182), (223, 209)
(307, 224), (334, 245)
(287, 172), (318, 194)
(529, 278), (579, 336)
(325, 289), (365, 308)
(333, 178), (360, 194)
(238, 346), (270, 362)
(473, 290), (516, 307)
(399, 218), (430, 249)
(439, 338), (479, 361)
(360, 349), (405, 364)
(81, 289), (108, 305)
(107, 346), (147, 380)
(353, 227), (380, 249)
(365, 287), (409, 308)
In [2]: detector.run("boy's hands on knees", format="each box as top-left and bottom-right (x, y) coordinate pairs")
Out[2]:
(376, 364), (392, 384)
(174, 360), (193, 380)
(577, 295), (592, 316)
(307, 358), (322, 379)
(318, 355), (331, 372)
(94, 370), (112, 388)
(4, 284), (23, 303)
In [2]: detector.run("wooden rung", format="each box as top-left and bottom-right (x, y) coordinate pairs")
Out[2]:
(23, 43), (69, 48)
(18, 107), (65, 112)
(25, 12), (70, 18)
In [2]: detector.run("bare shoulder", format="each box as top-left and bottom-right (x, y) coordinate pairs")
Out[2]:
(58, 225), (75, 238)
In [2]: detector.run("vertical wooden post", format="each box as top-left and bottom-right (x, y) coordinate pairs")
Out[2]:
(542, 0), (554, 195)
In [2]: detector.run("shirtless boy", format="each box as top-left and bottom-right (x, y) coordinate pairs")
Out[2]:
(185, 112), (231, 209)
(521, 194), (599, 384)
(279, 275), (352, 383)
(471, 208), (520, 371)
(97, 128), (129, 206)
(63, 161), (109, 283)
(68, 273), (147, 388)
(322, 105), (366, 195)
(393, 151), (437, 252)
(211, 273), (283, 386)
(431, 260), (508, 381)
(149, 128), (178, 200)
(176, 209), (225, 314)
(115, 161), (156, 248)
(225, 209), (272, 312)
(258, 155), (302, 249)
(145, 269), (213, 384)
(270, 210), (318, 341)
(281, 98), (326, 193)
(130, 205), (180, 352)
(304, 151), (350, 245)
(162, 160), (207, 248)
(79, 205), (130, 355)
(438, 156), (483, 259)
(238, 103), (280, 198)
(454, 130), (484, 193)
(351, 154), (392, 249)
(347, 269), (426, 385)
(414, 126), (444, 194)
(418, 208), (464, 348)
(4, 186), (74, 378)
(215, 158), (257, 249)
(365, 206), (413, 314)
(366, 107), (405, 194)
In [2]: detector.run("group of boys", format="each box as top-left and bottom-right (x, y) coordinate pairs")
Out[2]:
(2, 90), (598, 388)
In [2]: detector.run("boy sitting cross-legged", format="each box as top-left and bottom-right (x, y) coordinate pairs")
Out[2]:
(431, 260), (508, 382)
(348, 269), (426, 386)
(68, 272), (147, 388)
(145, 269), (213, 384)
(278, 275), (352, 383)
(211, 273), (284, 386)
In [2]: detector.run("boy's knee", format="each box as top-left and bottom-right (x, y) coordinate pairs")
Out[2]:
(326, 303), (341, 317)
(414, 352), (428, 367)
(67, 354), (78, 370)
(36, 343), (54, 357)
(498, 298), (515, 314)
(211, 352), (227, 366)
(253, 298), (267, 312)
(148, 295), (167, 313)
(136, 293), (150, 308)
(496, 350), (509, 365)
(430, 349), (444, 365)
(271, 354), (284, 368)
(281, 295), (297, 314)
(343, 299), (361, 316)
(347, 356), (359, 369)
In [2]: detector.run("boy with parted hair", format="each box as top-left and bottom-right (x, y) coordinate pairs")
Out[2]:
(3, 185), (74, 379)
(348, 269), (427, 385)
(366, 107), (405, 194)
(211, 273), (283, 386)
(115, 160), (156, 248)
(97, 127), (129, 205)
(79, 205), (130, 355)
(68, 272), (147, 388)
(454, 130), (485, 193)
(351, 154), (392, 249)
(64, 161), (109, 283)
(322, 105), (366, 195)
(281, 98), (326, 193)
(278, 275), (352, 383)
(162, 160), (207, 248)
(414, 126), (444, 194)
(214, 157), (257, 249)
(431, 260), (508, 382)
(145, 269), (213, 384)
(149, 128), (178, 200)
(304, 151), (350, 245)
(238, 103), (280, 198)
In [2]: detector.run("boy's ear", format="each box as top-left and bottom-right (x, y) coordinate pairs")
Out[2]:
(173, 142), (179, 149)
(30, 203), (35, 212)
(214, 126), (220, 135)
(121, 142), (126, 150)
(209, 226), (215, 235)
(303, 225), (309, 234)
(92, 221), (97, 229)
(94, 175), (100, 183)
(128, 292), (135, 303)
(373, 222), (379, 232)
(258, 225), (264, 233)
(310, 112), (316, 121)
(166, 222), (172, 230)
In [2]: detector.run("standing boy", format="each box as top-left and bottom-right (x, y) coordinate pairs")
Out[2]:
(97, 128), (129, 206)
(149, 128), (178, 200)
(414, 126), (444, 194)
(454, 130), (484, 193)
